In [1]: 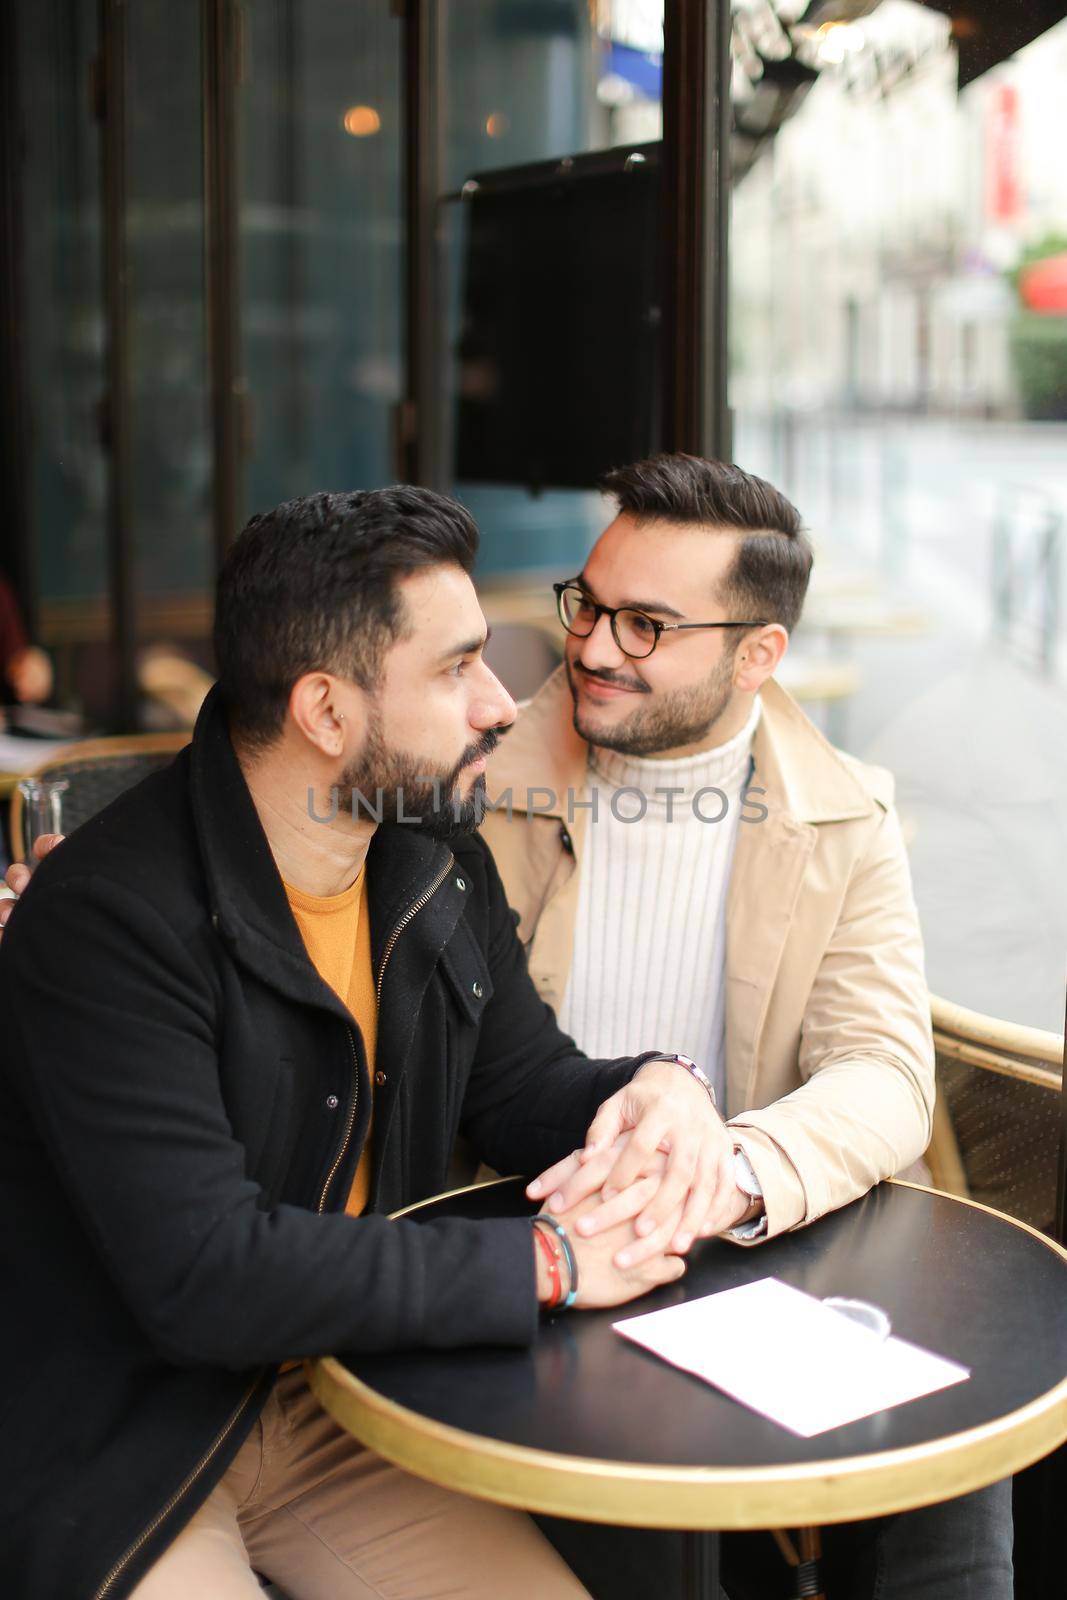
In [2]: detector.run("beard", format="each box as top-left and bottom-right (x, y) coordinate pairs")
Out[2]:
(337, 704), (499, 839)
(566, 653), (735, 759)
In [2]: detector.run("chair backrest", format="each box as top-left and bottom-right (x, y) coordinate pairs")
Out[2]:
(9, 733), (190, 861)
(926, 994), (1065, 1236)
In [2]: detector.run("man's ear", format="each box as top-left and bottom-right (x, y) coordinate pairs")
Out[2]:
(732, 624), (789, 694)
(288, 673), (366, 759)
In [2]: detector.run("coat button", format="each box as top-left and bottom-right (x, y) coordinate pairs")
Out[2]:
(375, 1070), (387, 1087)
(326, 1094), (339, 1110)
(455, 876), (466, 891)
(472, 981), (483, 999)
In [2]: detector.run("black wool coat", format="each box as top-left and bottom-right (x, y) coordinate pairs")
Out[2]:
(0, 687), (651, 1599)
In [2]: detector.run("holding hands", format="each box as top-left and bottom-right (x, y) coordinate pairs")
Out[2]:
(2, 864), (748, 1313)
(527, 1056), (759, 1308)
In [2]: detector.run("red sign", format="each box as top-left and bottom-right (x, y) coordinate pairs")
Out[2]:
(986, 83), (1022, 225)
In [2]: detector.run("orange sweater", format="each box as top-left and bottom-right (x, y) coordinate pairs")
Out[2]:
(284, 867), (376, 1216)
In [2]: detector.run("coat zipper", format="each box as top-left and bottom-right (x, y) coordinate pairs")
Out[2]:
(92, 1374), (262, 1599)
(375, 852), (455, 1006)
(94, 852), (457, 1594)
(317, 850), (455, 1213)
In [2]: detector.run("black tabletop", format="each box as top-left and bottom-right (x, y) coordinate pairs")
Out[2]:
(314, 1179), (1067, 1528)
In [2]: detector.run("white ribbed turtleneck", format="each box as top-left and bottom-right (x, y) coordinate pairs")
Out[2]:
(556, 697), (761, 1110)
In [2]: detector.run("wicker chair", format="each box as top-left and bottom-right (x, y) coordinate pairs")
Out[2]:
(9, 733), (190, 861)
(925, 994), (1065, 1236)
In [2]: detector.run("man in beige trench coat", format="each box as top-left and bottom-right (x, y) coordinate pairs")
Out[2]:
(487, 659), (940, 1234)
(480, 453), (1012, 1600)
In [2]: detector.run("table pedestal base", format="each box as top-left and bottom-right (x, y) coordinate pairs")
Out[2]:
(681, 1530), (721, 1600)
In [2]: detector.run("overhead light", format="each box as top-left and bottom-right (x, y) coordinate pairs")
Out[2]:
(485, 112), (509, 139)
(816, 21), (865, 66)
(343, 105), (381, 138)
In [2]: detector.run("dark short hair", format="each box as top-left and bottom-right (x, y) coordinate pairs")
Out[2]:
(214, 487), (479, 750)
(600, 453), (813, 633)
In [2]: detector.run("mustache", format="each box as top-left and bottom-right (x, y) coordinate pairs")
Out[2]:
(572, 661), (650, 695)
(458, 726), (504, 769)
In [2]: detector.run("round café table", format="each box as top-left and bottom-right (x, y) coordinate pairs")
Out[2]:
(310, 1178), (1067, 1600)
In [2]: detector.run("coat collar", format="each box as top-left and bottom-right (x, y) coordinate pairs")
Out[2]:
(487, 666), (586, 820)
(486, 664), (888, 829)
(188, 686), (459, 1009)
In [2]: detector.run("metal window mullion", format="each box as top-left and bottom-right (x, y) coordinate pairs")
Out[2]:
(705, 0), (732, 462)
(100, 0), (136, 730)
(202, 0), (243, 570)
(0, 2), (33, 627)
(662, 0), (732, 462)
(401, 0), (444, 488)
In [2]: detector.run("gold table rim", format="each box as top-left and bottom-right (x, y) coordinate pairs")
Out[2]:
(308, 1179), (1067, 1529)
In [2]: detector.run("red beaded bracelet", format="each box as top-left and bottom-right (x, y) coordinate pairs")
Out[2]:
(532, 1218), (563, 1309)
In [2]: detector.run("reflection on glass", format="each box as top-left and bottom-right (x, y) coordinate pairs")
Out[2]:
(16, 1), (110, 714)
(442, 0), (663, 192)
(442, 0), (664, 580)
(126, 1), (211, 653)
(239, 1), (402, 512)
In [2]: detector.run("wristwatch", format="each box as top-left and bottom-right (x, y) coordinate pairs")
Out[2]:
(731, 1143), (767, 1235)
(640, 1051), (718, 1112)
(733, 1145), (763, 1203)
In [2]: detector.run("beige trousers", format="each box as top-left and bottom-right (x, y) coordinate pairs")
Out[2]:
(131, 1367), (588, 1600)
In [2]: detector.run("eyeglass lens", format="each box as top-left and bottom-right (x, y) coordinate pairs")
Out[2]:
(558, 587), (658, 659)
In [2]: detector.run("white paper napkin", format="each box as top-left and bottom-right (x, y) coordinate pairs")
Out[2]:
(614, 1278), (969, 1437)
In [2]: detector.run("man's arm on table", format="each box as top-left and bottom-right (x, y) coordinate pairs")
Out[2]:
(727, 802), (935, 1239)
(3, 872), (564, 1362)
(2, 864), (690, 1365)
(538, 804), (934, 1254)
(459, 840), (732, 1252)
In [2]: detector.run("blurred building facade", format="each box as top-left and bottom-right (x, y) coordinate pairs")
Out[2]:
(732, 4), (1067, 421)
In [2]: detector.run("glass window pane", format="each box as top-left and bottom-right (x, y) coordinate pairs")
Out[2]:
(127, 1), (212, 675)
(16, 0), (110, 717)
(239, 1), (403, 513)
(440, 0), (664, 586)
(442, 0), (663, 191)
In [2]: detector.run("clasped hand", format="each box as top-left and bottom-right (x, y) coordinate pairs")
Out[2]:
(527, 1060), (753, 1277)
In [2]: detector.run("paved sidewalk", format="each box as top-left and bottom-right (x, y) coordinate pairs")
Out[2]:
(774, 415), (1067, 1033)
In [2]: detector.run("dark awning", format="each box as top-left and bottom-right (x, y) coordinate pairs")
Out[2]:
(730, 1), (1064, 180)
(920, 2), (1066, 89)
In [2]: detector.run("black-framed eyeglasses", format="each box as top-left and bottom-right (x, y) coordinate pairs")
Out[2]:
(553, 582), (768, 661)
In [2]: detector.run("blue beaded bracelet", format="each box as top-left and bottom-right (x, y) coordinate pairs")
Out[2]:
(533, 1214), (579, 1309)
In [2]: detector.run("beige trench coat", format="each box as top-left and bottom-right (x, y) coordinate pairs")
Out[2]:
(481, 668), (935, 1240)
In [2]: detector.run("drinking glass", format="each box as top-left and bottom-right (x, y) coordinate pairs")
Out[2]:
(17, 777), (68, 857)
